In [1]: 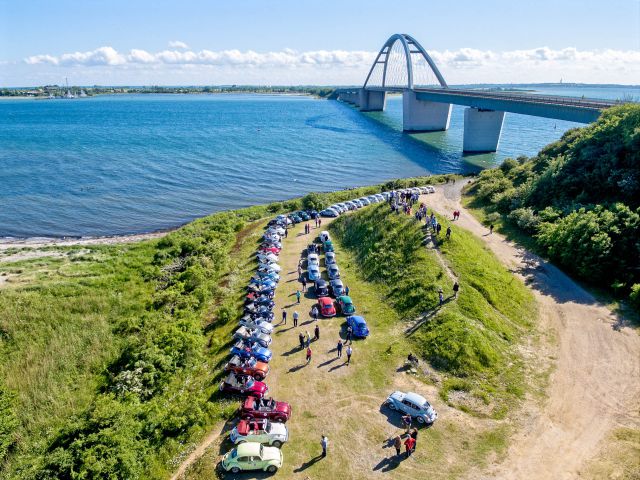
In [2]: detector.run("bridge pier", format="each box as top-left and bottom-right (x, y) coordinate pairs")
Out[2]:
(463, 107), (505, 152)
(359, 89), (386, 112)
(402, 89), (451, 131)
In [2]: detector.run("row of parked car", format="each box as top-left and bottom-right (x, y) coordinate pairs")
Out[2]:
(319, 185), (436, 218)
(306, 230), (370, 338)
(219, 214), (295, 474)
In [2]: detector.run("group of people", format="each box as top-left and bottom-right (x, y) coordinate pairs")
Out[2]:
(392, 416), (420, 458)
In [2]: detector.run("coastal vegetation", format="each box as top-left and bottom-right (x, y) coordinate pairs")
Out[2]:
(463, 104), (640, 312)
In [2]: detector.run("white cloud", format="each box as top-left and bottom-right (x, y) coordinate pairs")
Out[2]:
(168, 40), (189, 49)
(18, 45), (640, 85)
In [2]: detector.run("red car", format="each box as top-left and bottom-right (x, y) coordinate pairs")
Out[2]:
(220, 373), (268, 398)
(318, 296), (336, 317)
(259, 246), (281, 254)
(241, 396), (292, 423)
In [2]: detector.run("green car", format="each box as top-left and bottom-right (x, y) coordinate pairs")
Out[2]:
(323, 240), (335, 252)
(221, 442), (283, 474)
(337, 295), (355, 315)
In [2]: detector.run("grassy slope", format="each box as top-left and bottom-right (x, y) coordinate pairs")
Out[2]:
(330, 203), (536, 418)
(0, 175), (443, 479)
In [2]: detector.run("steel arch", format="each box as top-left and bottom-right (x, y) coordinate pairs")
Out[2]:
(363, 33), (447, 89)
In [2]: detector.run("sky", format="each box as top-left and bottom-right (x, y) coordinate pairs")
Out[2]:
(1, 0), (639, 87)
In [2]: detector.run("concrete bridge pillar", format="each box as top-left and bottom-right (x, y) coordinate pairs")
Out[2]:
(402, 89), (451, 131)
(359, 89), (387, 112)
(463, 107), (505, 152)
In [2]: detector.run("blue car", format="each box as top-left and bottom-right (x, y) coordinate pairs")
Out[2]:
(308, 265), (321, 281)
(346, 315), (369, 338)
(230, 341), (273, 363)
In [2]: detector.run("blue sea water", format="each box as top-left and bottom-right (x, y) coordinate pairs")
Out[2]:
(0, 84), (637, 237)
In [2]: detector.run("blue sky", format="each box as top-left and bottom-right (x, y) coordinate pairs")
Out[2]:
(1, 0), (639, 86)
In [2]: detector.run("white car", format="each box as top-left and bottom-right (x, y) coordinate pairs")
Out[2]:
(374, 194), (385, 202)
(258, 263), (281, 273)
(275, 215), (292, 226)
(230, 418), (289, 447)
(385, 391), (438, 425)
(257, 252), (279, 264)
(351, 199), (363, 208)
(266, 225), (285, 235)
(358, 197), (371, 206)
(427, 186), (435, 193)
(331, 204), (346, 214)
(319, 231), (331, 242)
(238, 317), (274, 335)
(320, 208), (339, 218)
(307, 253), (320, 267)
(325, 251), (336, 265)
(344, 201), (357, 210)
(233, 327), (272, 348)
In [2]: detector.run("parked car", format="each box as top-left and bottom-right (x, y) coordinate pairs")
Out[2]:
(329, 279), (345, 297)
(296, 211), (310, 221)
(307, 264), (321, 281)
(346, 315), (369, 338)
(325, 251), (336, 265)
(319, 231), (331, 242)
(221, 442), (282, 474)
(323, 240), (335, 253)
(320, 208), (339, 218)
(314, 279), (329, 297)
(233, 326), (272, 348)
(374, 194), (385, 202)
(220, 373), (268, 398)
(257, 252), (279, 263)
(258, 263), (281, 273)
(331, 204), (346, 214)
(358, 197), (371, 206)
(225, 355), (270, 381)
(384, 391), (438, 425)
(337, 295), (355, 315)
(327, 264), (340, 280)
(307, 253), (320, 267)
(239, 317), (274, 335)
(275, 215), (292, 225)
(318, 297), (336, 317)
(307, 210), (319, 219)
(229, 418), (289, 447)
(230, 341), (272, 363)
(259, 246), (281, 255)
(307, 243), (319, 254)
(352, 199), (363, 208)
(344, 201), (357, 210)
(241, 396), (292, 423)
(288, 214), (302, 224)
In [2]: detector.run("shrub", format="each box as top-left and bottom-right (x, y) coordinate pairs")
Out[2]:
(508, 208), (540, 233)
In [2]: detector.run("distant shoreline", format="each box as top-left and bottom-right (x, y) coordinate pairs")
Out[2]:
(0, 230), (172, 250)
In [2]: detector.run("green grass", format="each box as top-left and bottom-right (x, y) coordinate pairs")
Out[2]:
(330, 204), (536, 417)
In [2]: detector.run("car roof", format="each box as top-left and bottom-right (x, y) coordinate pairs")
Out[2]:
(316, 278), (327, 285)
(319, 297), (332, 305)
(339, 295), (352, 302)
(349, 315), (365, 324)
(236, 442), (262, 457)
(404, 392), (427, 405)
(330, 279), (343, 285)
(326, 251), (335, 256)
(308, 264), (320, 271)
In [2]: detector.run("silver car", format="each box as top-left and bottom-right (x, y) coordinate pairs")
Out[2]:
(385, 391), (437, 425)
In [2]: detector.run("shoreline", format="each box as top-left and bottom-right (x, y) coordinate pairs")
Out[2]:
(0, 230), (172, 251)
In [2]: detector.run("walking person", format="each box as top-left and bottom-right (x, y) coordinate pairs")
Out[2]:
(453, 282), (459, 298)
(336, 339), (343, 358)
(321, 435), (328, 458)
(306, 346), (312, 364)
(489, 224), (494, 234)
(393, 434), (402, 456)
(296, 289), (301, 304)
(346, 345), (353, 365)
(281, 309), (287, 325)
(314, 324), (320, 340)
(318, 218), (322, 227)
(404, 435), (416, 457)
(293, 310), (299, 327)
(446, 226), (452, 239)
(436, 223), (442, 235)
(346, 325), (353, 344)
(299, 332), (305, 349)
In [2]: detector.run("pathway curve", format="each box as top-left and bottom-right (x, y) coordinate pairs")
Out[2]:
(427, 181), (640, 480)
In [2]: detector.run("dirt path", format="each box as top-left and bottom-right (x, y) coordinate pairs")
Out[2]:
(427, 182), (640, 480)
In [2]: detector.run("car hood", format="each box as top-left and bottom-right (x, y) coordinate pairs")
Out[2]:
(269, 423), (288, 436)
(261, 446), (283, 462)
(275, 401), (290, 414)
(256, 347), (272, 357)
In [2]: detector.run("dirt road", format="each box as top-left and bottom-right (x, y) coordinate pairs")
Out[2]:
(428, 182), (640, 480)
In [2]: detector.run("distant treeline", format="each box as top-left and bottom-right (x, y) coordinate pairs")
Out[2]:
(466, 104), (640, 311)
(0, 85), (339, 98)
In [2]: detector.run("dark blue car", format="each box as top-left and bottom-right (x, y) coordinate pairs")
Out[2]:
(346, 315), (369, 338)
(230, 341), (273, 363)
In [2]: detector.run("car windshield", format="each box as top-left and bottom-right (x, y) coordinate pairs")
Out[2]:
(259, 444), (264, 459)
(231, 450), (238, 459)
(245, 378), (255, 387)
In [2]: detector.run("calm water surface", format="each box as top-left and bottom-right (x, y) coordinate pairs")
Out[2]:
(0, 84), (637, 237)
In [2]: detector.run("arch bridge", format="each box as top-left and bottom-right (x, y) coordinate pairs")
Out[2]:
(336, 33), (620, 152)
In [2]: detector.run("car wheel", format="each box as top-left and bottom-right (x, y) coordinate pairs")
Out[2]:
(231, 467), (240, 473)
(254, 373), (264, 381)
(266, 465), (278, 473)
(416, 416), (426, 424)
(272, 440), (282, 448)
(386, 401), (397, 410)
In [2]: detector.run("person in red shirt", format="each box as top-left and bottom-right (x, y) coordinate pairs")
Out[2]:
(404, 436), (416, 457)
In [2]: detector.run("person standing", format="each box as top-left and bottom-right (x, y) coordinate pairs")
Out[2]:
(489, 224), (494, 234)
(346, 325), (353, 345)
(311, 305), (318, 322)
(402, 414), (412, 433)
(297, 265), (302, 279)
(281, 309), (287, 325)
(321, 435), (328, 458)
(296, 290), (301, 304)
(305, 330), (311, 347)
(318, 218), (322, 227)
(404, 435), (416, 457)
(446, 226), (452, 239)
(436, 223), (442, 235)
(298, 332), (305, 349)
(314, 324), (320, 340)
(346, 345), (353, 365)
(453, 282), (459, 298)
(439, 290), (444, 306)
(293, 310), (299, 327)
(336, 339), (343, 358)
(345, 285), (350, 296)
(284, 227), (288, 238)
(306, 346), (312, 364)
(301, 277), (307, 292)
(393, 434), (402, 456)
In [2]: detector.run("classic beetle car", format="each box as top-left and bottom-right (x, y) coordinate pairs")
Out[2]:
(346, 315), (369, 338)
(327, 264), (340, 280)
(229, 418), (289, 447)
(221, 442), (282, 474)
(318, 296), (336, 317)
(230, 341), (272, 363)
(314, 279), (329, 297)
(239, 317), (274, 334)
(325, 251), (336, 265)
(337, 295), (355, 315)
(307, 264), (321, 281)
(220, 373), (268, 398)
(329, 279), (345, 297)
(323, 240), (334, 253)
(307, 253), (320, 267)
(319, 231), (331, 242)
(233, 326), (272, 348)
(320, 208), (338, 218)
(307, 243), (319, 254)
(225, 355), (270, 381)
(385, 391), (437, 425)
(241, 396), (292, 423)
